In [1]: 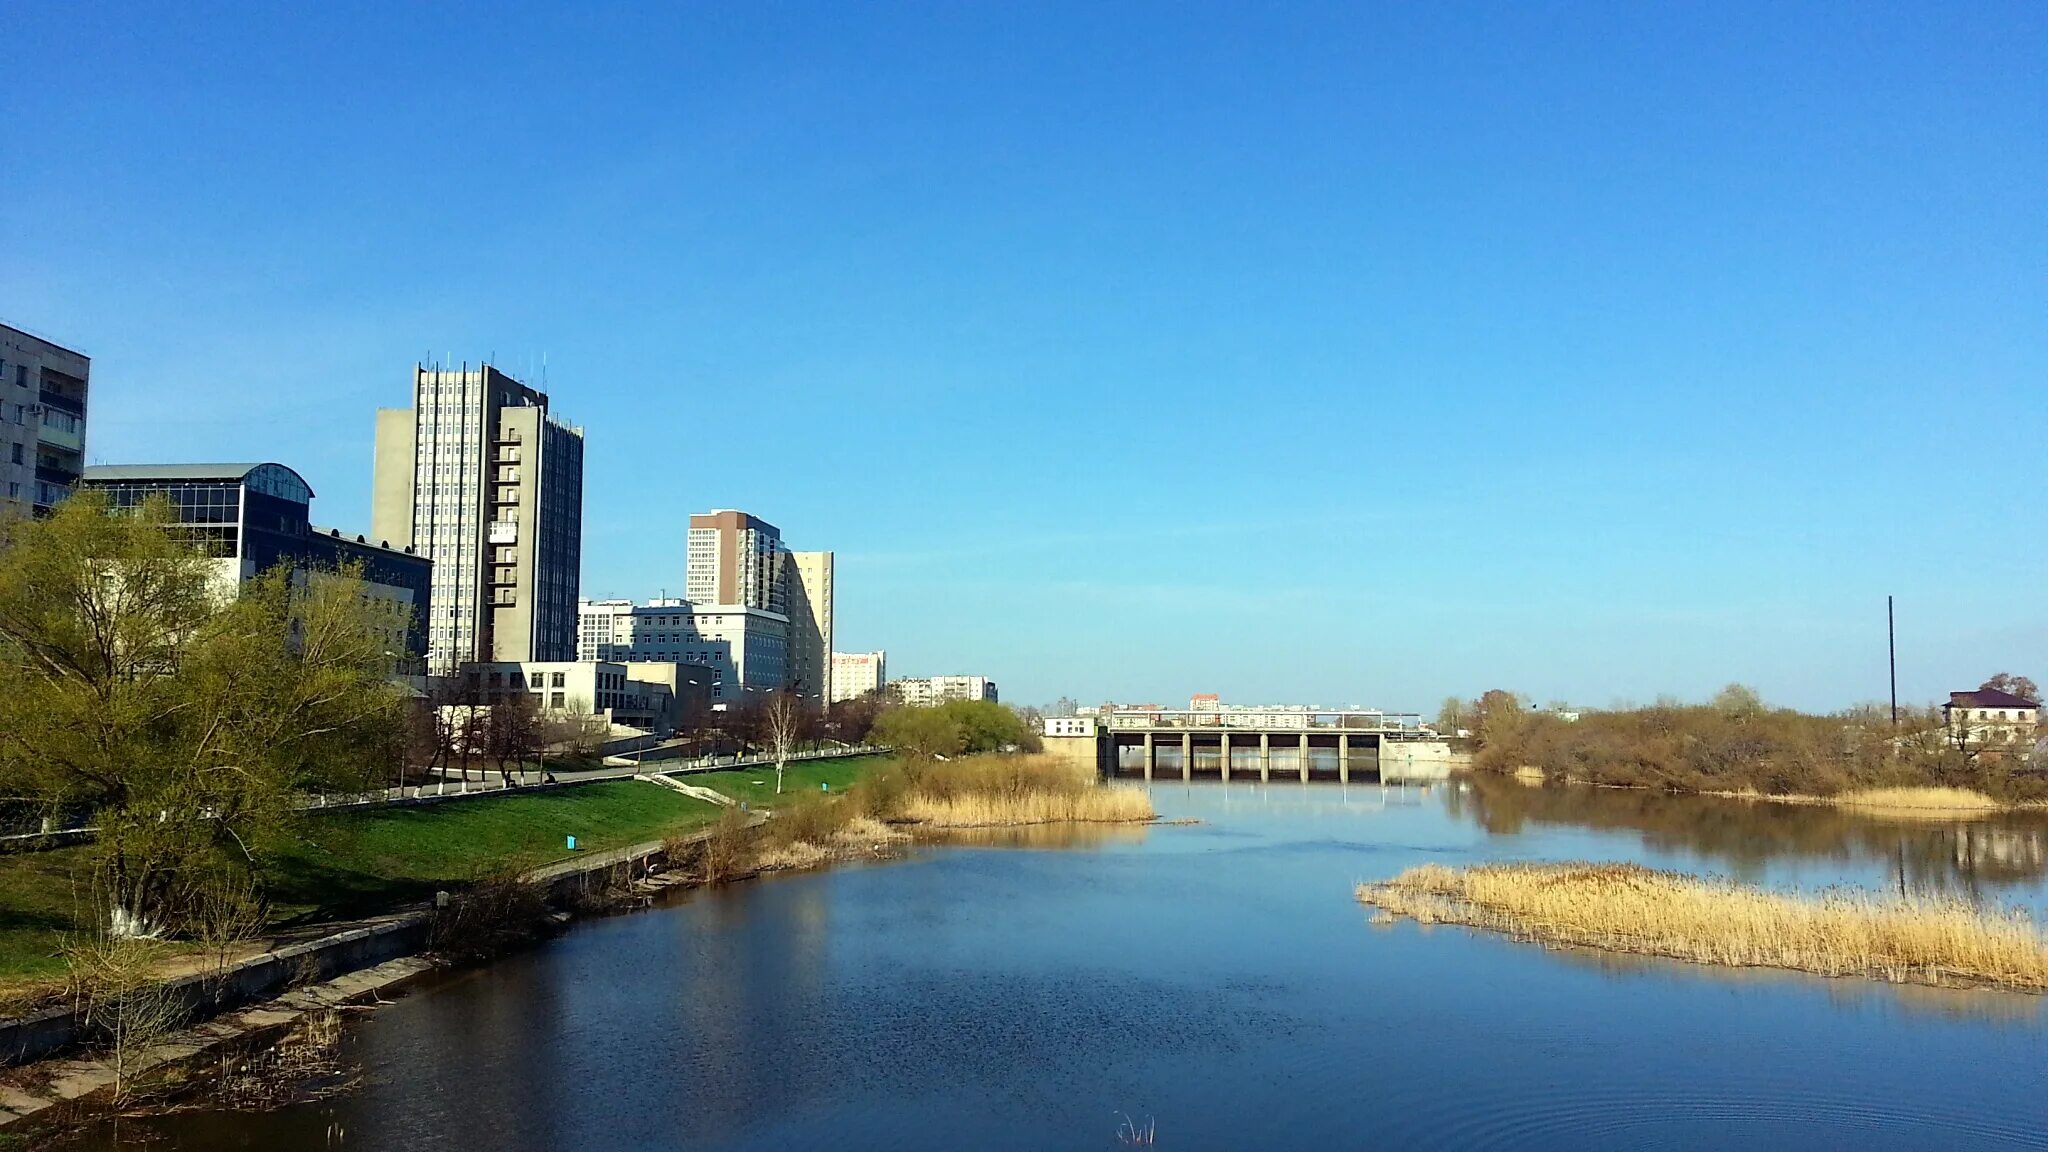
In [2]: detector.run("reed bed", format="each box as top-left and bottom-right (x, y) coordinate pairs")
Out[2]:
(876, 753), (1157, 828)
(1834, 786), (2005, 813)
(1356, 862), (2048, 992)
(898, 787), (1155, 828)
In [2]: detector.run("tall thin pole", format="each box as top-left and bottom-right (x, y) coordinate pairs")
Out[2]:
(1888, 595), (1898, 726)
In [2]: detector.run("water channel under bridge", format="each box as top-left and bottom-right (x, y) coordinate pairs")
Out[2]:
(1087, 711), (1455, 784)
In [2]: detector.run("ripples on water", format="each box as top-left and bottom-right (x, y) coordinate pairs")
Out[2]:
(52, 780), (2048, 1152)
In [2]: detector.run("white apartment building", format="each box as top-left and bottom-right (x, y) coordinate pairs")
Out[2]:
(0, 323), (90, 518)
(830, 651), (887, 702)
(373, 363), (585, 673)
(891, 675), (999, 706)
(578, 598), (788, 700)
(784, 550), (834, 703)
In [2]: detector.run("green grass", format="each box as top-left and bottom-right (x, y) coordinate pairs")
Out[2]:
(265, 779), (724, 923)
(686, 754), (894, 811)
(0, 844), (97, 982)
(0, 754), (895, 990)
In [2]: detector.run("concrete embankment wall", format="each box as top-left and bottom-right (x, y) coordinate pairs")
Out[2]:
(0, 833), (688, 1071)
(1381, 740), (1454, 783)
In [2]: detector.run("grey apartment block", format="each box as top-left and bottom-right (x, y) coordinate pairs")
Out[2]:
(0, 323), (90, 518)
(372, 363), (584, 673)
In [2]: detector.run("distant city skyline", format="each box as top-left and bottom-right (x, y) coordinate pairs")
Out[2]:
(7, 4), (2042, 710)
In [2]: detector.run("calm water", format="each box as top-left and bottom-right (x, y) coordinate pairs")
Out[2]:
(61, 780), (2048, 1151)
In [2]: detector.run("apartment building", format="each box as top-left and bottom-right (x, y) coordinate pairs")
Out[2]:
(0, 323), (90, 518)
(890, 675), (999, 707)
(784, 550), (834, 702)
(686, 510), (785, 613)
(830, 650), (887, 702)
(372, 363), (585, 673)
(80, 461), (433, 659)
(578, 598), (788, 699)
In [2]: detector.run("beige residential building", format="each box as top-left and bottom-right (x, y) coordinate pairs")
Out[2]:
(831, 650), (887, 702)
(686, 510), (785, 613)
(784, 550), (834, 704)
(0, 323), (90, 518)
(373, 363), (585, 673)
(891, 675), (999, 706)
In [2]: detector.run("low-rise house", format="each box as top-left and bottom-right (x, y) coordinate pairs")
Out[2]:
(1943, 688), (2041, 747)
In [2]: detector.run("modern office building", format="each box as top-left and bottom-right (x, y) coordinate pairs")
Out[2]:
(577, 598), (788, 699)
(830, 651), (886, 702)
(890, 675), (999, 707)
(372, 364), (585, 673)
(79, 462), (432, 659)
(686, 510), (785, 613)
(784, 550), (833, 703)
(1, 323), (90, 518)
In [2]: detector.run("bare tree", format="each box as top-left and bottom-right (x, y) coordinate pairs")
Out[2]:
(486, 694), (542, 786)
(764, 690), (803, 794)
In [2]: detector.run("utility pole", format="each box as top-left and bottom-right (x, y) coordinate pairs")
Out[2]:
(1888, 595), (1898, 727)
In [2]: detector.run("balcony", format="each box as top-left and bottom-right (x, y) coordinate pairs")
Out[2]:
(492, 428), (523, 445)
(491, 487), (520, 505)
(38, 389), (84, 417)
(36, 463), (78, 486)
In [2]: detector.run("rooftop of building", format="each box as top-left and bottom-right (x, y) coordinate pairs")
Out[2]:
(0, 320), (91, 360)
(1948, 688), (2040, 709)
(81, 462), (315, 502)
(308, 525), (423, 558)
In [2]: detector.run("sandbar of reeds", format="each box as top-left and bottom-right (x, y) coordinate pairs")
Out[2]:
(1357, 862), (2048, 992)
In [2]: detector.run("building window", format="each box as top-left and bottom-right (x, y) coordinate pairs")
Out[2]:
(552, 672), (566, 687)
(550, 692), (566, 709)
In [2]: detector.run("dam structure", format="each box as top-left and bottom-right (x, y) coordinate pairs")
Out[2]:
(1046, 709), (1453, 784)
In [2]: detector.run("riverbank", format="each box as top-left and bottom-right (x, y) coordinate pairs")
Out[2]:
(1357, 862), (2048, 992)
(1711, 785), (2035, 819)
(0, 756), (888, 1004)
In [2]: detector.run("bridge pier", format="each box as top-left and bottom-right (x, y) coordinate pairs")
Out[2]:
(1181, 732), (1192, 781)
(1219, 732), (1229, 782)
(1143, 732), (1155, 781)
(1299, 733), (1310, 782)
(1340, 733), (1350, 783)
(1259, 733), (1271, 782)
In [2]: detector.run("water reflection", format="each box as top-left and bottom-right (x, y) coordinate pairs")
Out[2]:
(925, 822), (1150, 850)
(1445, 775), (2048, 899)
(47, 783), (2048, 1152)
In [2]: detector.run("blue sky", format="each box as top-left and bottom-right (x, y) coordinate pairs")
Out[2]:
(5, 2), (2042, 711)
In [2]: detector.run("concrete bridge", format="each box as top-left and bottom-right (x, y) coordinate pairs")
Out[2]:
(1054, 710), (1452, 784)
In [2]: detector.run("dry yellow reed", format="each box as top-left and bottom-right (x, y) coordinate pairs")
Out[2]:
(897, 787), (1155, 828)
(1357, 862), (2048, 992)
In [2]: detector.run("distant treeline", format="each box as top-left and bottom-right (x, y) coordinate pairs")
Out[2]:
(1449, 686), (2048, 803)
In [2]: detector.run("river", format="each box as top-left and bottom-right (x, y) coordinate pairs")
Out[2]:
(57, 779), (2048, 1150)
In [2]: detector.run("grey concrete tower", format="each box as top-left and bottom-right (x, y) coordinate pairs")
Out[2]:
(372, 363), (584, 673)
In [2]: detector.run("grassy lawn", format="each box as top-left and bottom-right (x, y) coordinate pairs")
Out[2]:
(0, 844), (97, 983)
(0, 754), (894, 990)
(687, 754), (894, 811)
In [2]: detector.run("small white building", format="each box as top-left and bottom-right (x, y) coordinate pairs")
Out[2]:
(1044, 716), (1097, 738)
(1943, 689), (2040, 746)
(459, 660), (711, 735)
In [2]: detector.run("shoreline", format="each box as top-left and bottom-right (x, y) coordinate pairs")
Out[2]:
(1489, 772), (2047, 818)
(1358, 861), (2048, 994)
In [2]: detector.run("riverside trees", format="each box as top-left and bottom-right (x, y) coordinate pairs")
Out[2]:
(0, 494), (409, 935)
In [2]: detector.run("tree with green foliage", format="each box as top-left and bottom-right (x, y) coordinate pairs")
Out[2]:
(871, 705), (965, 760)
(0, 493), (410, 936)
